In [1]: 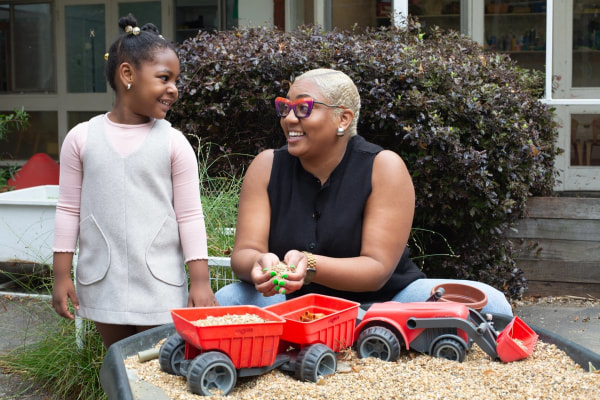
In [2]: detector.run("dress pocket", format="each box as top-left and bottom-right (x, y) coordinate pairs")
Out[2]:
(76, 215), (110, 285)
(145, 215), (186, 286)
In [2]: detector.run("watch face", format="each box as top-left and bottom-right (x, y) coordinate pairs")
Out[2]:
(304, 268), (317, 285)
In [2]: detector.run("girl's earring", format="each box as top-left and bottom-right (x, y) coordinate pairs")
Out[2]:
(127, 83), (132, 90)
(336, 127), (345, 136)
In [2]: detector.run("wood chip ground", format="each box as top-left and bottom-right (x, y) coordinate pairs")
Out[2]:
(124, 340), (600, 399)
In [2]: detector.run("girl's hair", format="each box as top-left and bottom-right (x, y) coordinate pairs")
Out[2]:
(105, 14), (178, 91)
(294, 68), (361, 136)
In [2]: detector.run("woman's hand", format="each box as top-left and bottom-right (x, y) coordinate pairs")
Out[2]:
(251, 252), (306, 296)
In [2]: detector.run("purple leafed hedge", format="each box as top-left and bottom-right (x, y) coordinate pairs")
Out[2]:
(169, 20), (559, 299)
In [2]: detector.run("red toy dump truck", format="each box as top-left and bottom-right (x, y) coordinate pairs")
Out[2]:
(159, 294), (359, 396)
(159, 293), (537, 396)
(355, 301), (537, 363)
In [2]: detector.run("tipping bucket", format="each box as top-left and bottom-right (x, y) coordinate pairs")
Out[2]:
(496, 316), (538, 362)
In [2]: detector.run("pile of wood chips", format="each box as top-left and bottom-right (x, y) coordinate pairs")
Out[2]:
(191, 314), (268, 327)
(124, 339), (600, 400)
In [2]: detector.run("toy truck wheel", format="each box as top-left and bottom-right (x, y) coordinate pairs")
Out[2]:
(187, 351), (237, 396)
(159, 334), (186, 375)
(356, 326), (401, 362)
(432, 338), (466, 362)
(295, 343), (337, 383)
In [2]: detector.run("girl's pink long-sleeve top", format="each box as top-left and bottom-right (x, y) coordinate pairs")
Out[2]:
(52, 114), (208, 262)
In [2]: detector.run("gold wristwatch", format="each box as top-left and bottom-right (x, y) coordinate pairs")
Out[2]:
(302, 251), (317, 285)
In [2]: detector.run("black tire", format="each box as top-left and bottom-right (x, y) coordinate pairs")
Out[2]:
(432, 338), (466, 362)
(158, 334), (186, 375)
(295, 343), (337, 382)
(187, 351), (237, 396)
(356, 326), (401, 362)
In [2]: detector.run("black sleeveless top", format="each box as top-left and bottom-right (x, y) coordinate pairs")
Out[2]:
(267, 135), (426, 303)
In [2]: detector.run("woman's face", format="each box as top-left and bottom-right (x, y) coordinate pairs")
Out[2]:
(280, 79), (340, 157)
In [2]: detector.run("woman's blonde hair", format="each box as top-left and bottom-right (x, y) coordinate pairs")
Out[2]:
(294, 68), (360, 136)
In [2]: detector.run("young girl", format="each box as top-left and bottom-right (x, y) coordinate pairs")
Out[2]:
(51, 14), (217, 349)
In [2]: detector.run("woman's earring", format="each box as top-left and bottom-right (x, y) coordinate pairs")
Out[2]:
(127, 83), (132, 90)
(336, 127), (345, 136)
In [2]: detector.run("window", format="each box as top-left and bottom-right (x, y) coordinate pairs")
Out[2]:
(408, 0), (460, 32)
(570, 114), (600, 166)
(65, 4), (106, 93)
(484, 0), (546, 72)
(119, 2), (162, 32)
(68, 111), (99, 131)
(0, 2), (55, 92)
(0, 111), (58, 160)
(174, 0), (238, 43)
(332, 0), (390, 30)
(573, 1), (600, 87)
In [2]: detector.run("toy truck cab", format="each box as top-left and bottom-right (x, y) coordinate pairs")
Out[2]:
(355, 301), (500, 362)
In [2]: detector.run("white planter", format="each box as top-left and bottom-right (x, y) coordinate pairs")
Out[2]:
(0, 185), (58, 265)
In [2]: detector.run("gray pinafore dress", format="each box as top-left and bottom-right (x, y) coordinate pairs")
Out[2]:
(75, 115), (187, 325)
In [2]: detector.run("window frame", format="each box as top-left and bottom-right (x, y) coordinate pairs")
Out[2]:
(0, 0), (56, 93)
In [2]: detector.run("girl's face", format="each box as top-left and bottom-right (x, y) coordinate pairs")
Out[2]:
(280, 79), (340, 158)
(129, 48), (180, 122)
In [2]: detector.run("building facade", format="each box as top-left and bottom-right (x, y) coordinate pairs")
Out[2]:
(0, 0), (598, 191)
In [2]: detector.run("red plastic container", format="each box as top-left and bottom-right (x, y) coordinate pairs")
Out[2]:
(265, 294), (359, 351)
(170, 306), (285, 369)
(496, 316), (539, 362)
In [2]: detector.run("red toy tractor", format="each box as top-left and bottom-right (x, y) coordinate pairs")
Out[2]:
(355, 290), (537, 363)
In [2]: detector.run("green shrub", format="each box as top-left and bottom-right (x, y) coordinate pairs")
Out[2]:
(0, 300), (106, 400)
(0, 107), (29, 142)
(170, 20), (559, 299)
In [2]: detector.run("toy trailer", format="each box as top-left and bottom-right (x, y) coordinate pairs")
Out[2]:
(159, 294), (359, 396)
(159, 305), (286, 396)
(264, 294), (359, 381)
(355, 301), (537, 363)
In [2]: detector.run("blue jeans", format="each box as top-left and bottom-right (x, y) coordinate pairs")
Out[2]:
(215, 278), (513, 316)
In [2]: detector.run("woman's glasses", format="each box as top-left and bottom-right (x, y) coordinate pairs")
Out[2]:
(274, 97), (346, 119)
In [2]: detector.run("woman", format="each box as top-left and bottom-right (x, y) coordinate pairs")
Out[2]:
(216, 68), (512, 316)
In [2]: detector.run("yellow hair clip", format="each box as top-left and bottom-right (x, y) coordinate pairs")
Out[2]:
(124, 25), (140, 36)
(104, 52), (109, 61)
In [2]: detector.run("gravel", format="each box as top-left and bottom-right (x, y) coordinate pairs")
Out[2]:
(125, 339), (600, 400)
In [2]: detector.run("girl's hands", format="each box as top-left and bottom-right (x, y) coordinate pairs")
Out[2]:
(188, 280), (219, 307)
(251, 251), (309, 296)
(52, 276), (79, 320)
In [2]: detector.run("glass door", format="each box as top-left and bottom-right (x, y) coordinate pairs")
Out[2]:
(569, 1), (600, 169)
(550, 1), (600, 190)
(408, 0), (461, 32)
(484, 0), (546, 72)
(174, 0), (237, 42)
(119, 1), (162, 31)
(65, 4), (106, 93)
(572, 1), (600, 87)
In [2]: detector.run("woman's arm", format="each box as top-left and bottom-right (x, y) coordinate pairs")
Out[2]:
(230, 150), (306, 296)
(230, 150), (275, 282)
